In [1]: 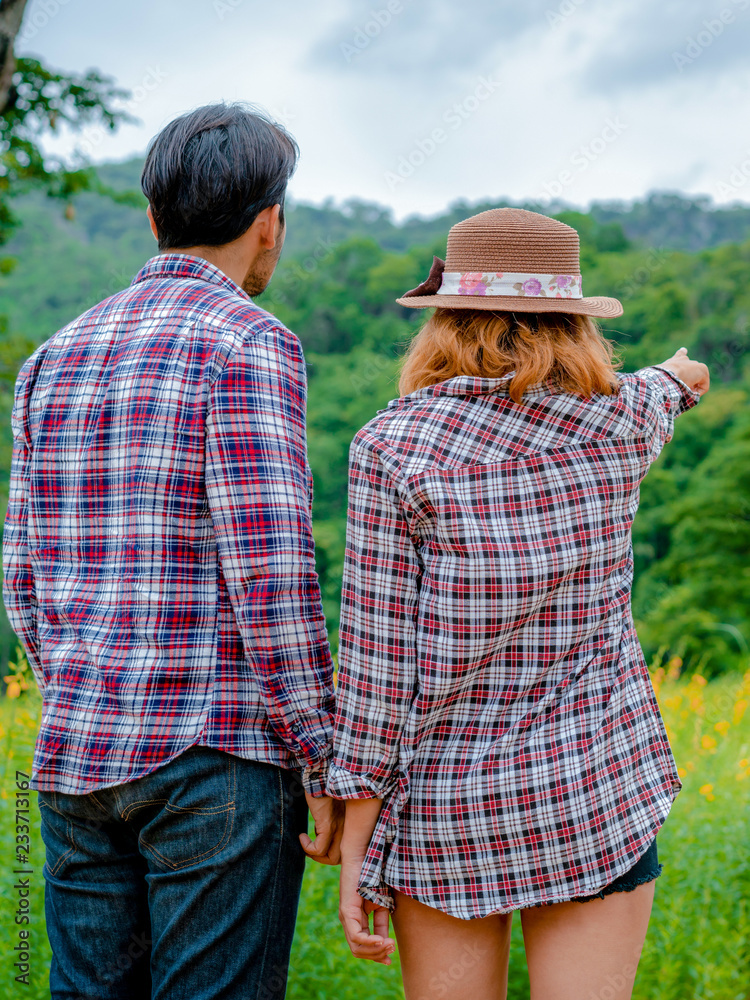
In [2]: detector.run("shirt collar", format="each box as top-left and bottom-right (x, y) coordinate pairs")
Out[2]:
(391, 373), (557, 408)
(131, 253), (251, 300)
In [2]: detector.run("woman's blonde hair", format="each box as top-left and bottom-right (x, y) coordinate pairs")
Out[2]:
(398, 308), (621, 403)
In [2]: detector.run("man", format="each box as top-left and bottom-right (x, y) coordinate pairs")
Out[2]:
(3, 103), (341, 1000)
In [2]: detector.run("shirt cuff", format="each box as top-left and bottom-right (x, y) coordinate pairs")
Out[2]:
(358, 883), (394, 912)
(636, 366), (701, 415)
(325, 763), (395, 800)
(300, 754), (331, 797)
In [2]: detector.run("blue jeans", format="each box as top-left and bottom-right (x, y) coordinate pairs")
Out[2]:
(38, 747), (308, 999)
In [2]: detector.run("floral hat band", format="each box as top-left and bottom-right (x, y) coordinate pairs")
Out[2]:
(396, 208), (624, 319)
(439, 270), (583, 300)
(400, 256), (583, 302)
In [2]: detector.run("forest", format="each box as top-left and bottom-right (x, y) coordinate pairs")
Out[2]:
(0, 160), (747, 678)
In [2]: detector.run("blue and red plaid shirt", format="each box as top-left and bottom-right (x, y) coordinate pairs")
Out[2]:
(3, 254), (335, 795)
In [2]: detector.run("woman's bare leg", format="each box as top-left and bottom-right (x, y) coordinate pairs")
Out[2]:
(520, 881), (655, 1000)
(391, 888), (512, 1000)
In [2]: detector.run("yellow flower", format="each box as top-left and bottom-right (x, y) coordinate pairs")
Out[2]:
(677, 767), (687, 778)
(698, 783), (715, 801)
(667, 657), (682, 680)
(6, 681), (21, 699)
(691, 673), (707, 687)
(739, 758), (749, 769)
(714, 720), (730, 737)
(700, 735), (717, 751)
(732, 700), (747, 726)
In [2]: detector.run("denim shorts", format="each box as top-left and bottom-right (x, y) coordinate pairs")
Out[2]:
(572, 836), (662, 903)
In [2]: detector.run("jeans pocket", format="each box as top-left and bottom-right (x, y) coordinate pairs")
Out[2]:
(133, 751), (237, 871)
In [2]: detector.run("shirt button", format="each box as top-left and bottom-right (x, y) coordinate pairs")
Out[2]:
(290, 722), (301, 735)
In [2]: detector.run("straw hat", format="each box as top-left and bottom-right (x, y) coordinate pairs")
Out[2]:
(396, 207), (623, 318)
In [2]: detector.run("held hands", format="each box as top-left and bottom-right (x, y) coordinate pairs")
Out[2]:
(299, 793), (345, 865)
(655, 347), (710, 396)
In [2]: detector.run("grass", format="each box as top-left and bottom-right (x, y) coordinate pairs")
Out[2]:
(1, 662), (748, 1000)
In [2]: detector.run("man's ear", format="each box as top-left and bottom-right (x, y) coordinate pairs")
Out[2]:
(255, 204), (282, 249)
(146, 204), (159, 242)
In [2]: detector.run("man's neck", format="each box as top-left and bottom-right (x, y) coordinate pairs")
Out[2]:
(164, 245), (249, 290)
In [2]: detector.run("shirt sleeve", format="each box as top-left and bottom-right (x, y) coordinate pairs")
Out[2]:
(619, 366), (701, 463)
(2, 365), (44, 688)
(326, 435), (421, 800)
(205, 324), (334, 795)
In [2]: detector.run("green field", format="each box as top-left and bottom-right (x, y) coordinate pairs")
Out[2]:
(1, 663), (748, 1000)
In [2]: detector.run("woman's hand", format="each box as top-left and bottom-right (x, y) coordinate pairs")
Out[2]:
(655, 347), (710, 396)
(339, 851), (395, 965)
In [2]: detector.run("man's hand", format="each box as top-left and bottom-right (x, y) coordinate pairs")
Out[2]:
(299, 793), (344, 865)
(655, 347), (710, 396)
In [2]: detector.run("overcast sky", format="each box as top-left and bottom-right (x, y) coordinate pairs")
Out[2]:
(17, 0), (750, 218)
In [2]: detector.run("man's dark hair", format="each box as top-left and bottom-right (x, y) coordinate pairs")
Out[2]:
(141, 103), (299, 250)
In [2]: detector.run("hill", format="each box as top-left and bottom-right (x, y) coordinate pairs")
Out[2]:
(1, 158), (750, 346)
(0, 162), (747, 675)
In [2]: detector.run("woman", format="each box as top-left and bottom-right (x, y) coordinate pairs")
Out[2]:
(326, 208), (709, 1000)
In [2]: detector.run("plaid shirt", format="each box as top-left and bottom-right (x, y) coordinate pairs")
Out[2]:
(328, 366), (700, 918)
(3, 254), (334, 796)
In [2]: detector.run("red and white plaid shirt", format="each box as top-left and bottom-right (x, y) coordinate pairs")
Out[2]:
(3, 254), (334, 795)
(328, 366), (699, 917)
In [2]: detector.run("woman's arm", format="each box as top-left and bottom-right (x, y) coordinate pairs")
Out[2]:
(338, 799), (395, 965)
(327, 431), (421, 963)
(619, 347), (709, 464)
